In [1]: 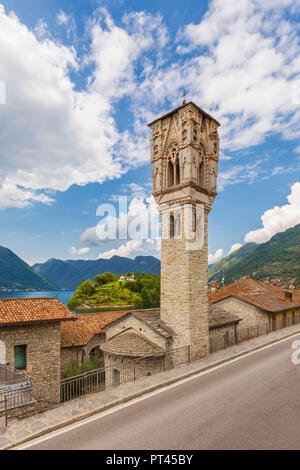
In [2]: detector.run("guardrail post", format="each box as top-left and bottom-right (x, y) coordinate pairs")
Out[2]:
(0, 395), (7, 429)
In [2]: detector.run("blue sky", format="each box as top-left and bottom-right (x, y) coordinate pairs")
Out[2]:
(0, 0), (299, 265)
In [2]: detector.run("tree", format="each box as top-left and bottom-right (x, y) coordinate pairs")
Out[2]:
(94, 272), (114, 286)
(78, 280), (95, 296)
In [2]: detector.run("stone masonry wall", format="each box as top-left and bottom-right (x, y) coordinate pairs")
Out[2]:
(61, 333), (106, 376)
(214, 297), (269, 330)
(104, 353), (164, 388)
(105, 316), (167, 350)
(209, 324), (237, 352)
(61, 347), (83, 375)
(0, 322), (61, 403)
(160, 205), (209, 361)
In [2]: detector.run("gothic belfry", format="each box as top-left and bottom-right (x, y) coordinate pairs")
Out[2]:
(148, 101), (220, 359)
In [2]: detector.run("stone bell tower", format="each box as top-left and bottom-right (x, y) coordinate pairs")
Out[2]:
(148, 101), (220, 360)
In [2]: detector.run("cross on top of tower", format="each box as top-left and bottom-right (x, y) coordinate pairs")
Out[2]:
(181, 89), (188, 105)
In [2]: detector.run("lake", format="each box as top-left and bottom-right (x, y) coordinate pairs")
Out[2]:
(0, 291), (159, 313)
(0, 291), (74, 306)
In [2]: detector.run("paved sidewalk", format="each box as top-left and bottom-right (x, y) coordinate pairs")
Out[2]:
(1, 324), (300, 450)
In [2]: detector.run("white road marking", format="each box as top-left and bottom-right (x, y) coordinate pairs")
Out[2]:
(15, 331), (300, 450)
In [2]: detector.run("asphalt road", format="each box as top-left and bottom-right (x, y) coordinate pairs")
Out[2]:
(23, 334), (300, 450)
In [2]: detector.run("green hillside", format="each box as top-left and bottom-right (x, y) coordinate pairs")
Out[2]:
(0, 246), (58, 291)
(209, 224), (300, 288)
(68, 272), (160, 310)
(208, 243), (258, 281)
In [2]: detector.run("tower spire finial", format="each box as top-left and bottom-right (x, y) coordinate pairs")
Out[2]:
(181, 89), (188, 105)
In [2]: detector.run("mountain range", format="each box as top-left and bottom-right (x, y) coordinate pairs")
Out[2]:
(1, 223), (300, 292)
(209, 223), (300, 288)
(0, 246), (57, 291)
(32, 255), (161, 290)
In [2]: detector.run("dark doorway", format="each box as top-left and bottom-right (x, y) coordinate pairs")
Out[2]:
(14, 345), (27, 370)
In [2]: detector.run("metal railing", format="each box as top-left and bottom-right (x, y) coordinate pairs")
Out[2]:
(0, 380), (61, 423)
(210, 313), (300, 353)
(61, 368), (106, 402)
(60, 346), (189, 402)
(0, 364), (30, 387)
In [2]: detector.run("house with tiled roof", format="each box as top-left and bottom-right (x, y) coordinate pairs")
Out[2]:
(60, 310), (130, 371)
(99, 306), (241, 386)
(0, 297), (76, 403)
(209, 278), (300, 331)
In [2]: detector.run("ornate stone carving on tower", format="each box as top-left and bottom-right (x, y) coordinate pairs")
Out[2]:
(148, 101), (220, 360)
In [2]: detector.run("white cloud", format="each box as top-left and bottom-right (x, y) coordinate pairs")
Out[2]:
(57, 10), (69, 25)
(81, 195), (159, 247)
(34, 18), (50, 39)
(0, 183), (55, 209)
(1, 1), (299, 211)
(245, 182), (300, 243)
(218, 159), (268, 191)
(69, 246), (90, 256)
(98, 239), (143, 259)
(138, 0), (300, 151)
(228, 243), (243, 255)
(98, 237), (161, 260)
(0, 6), (165, 209)
(208, 248), (223, 264)
(294, 146), (300, 155)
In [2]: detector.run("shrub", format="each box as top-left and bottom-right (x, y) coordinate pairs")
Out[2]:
(94, 272), (114, 286)
(63, 352), (105, 378)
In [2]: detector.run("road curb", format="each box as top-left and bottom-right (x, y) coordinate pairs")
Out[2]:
(6, 326), (300, 450)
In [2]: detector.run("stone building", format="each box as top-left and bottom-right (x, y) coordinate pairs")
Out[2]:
(209, 278), (300, 331)
(148, 101), (221, 360)
(0, 297), (76, 403)
(100, 100), (222, 375)
(60, 310), (130, 374)
(101, 306), (240, 385)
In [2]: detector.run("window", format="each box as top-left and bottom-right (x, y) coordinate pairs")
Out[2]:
(168, 160), (174, 187)
(170, 213), (175, 238)
(175, 160), (180, 185)
(174, 213), (181, 238)
(14, 345), (27, 370)
(199, 161), (205, 187)
(192, 207), (196, 233)
(0, 340), (6, 365)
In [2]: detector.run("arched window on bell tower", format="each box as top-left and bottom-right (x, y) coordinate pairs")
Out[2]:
(175, 159), (180, 185)
(199, 161), (205, 188)
(168, 160), (174, 187)
(170, 213), (175, 238)
(192, 206), (196, 233)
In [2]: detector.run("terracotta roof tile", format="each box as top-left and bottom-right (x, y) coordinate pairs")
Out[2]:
(209, 278), (300, 313)
(100, 330), (164, 357)
(0, 297), (76, 326)
(61, 310), (129, 348)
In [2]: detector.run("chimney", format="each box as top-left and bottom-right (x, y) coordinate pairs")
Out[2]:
(210, 282), (218, 293)
(285, 291), (293, 303)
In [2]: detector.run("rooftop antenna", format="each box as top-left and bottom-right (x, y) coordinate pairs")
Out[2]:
(182, 89), (188, 105)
